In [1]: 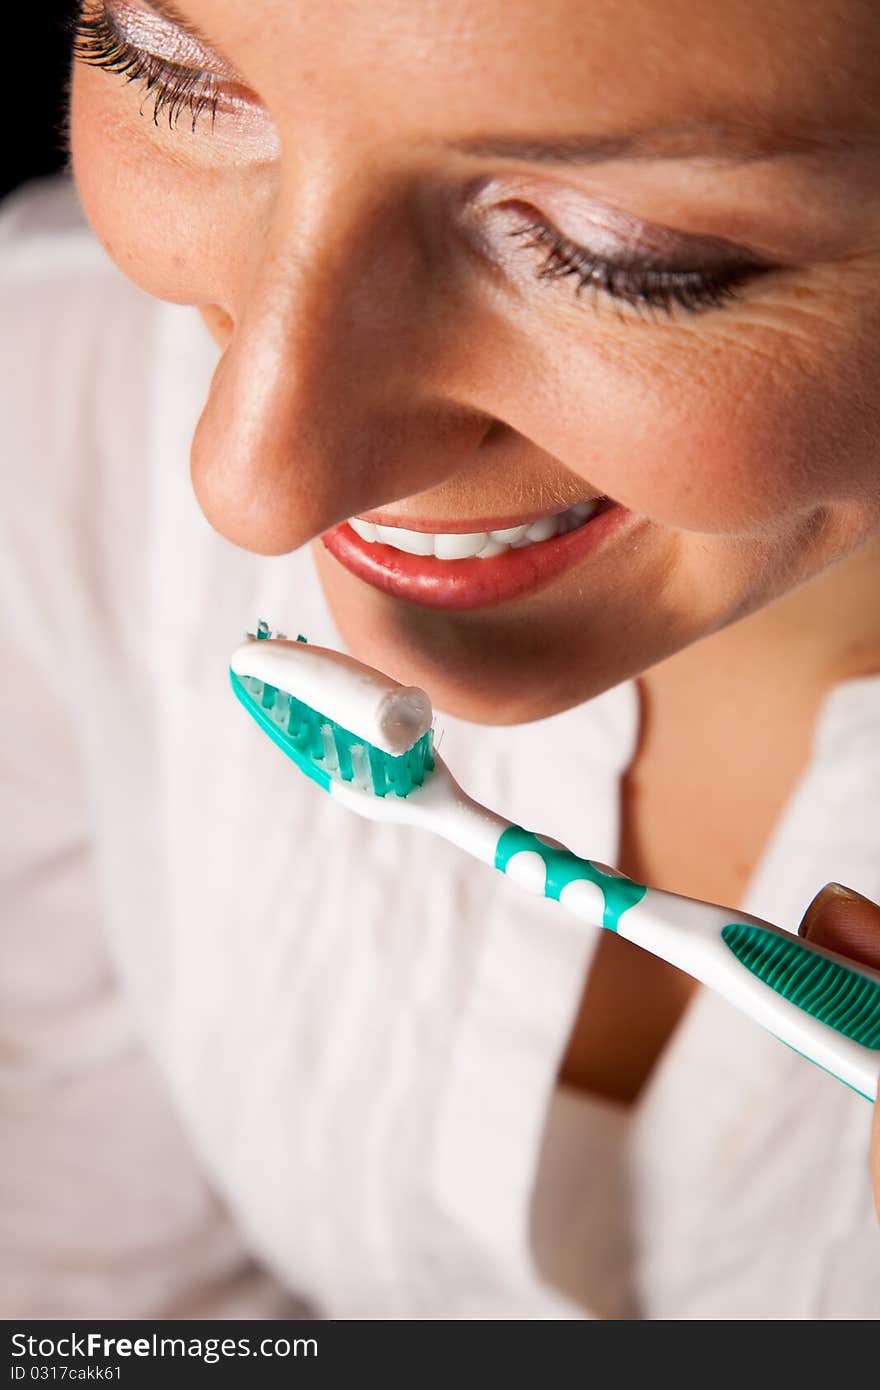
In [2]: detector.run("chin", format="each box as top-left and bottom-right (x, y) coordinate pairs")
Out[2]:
(313, 543), (661, 725)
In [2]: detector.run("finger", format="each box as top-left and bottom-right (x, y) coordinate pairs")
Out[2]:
(797, 882), (880, 971)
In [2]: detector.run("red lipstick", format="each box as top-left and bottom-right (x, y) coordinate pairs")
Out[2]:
(321, 500), (631, 611)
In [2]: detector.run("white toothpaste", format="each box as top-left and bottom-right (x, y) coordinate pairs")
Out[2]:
(229, 638), (433, 756)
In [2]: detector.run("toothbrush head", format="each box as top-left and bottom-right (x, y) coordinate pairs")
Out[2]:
(229, 622), (436, 799)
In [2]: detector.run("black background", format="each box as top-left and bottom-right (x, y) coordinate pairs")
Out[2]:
(4, 3), (77, 203)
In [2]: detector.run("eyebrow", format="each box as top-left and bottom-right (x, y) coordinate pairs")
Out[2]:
(451, 123), (866, 167)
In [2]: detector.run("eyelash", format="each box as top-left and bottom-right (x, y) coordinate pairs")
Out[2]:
(71, 3), (221, 133)
(509, 219), (755, 316)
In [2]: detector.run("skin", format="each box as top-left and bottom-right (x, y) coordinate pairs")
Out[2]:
(69, 0), (880, 1210)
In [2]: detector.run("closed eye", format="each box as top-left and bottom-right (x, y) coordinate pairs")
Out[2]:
(509, 216), (768, 318)
(71, 2), (223, 132)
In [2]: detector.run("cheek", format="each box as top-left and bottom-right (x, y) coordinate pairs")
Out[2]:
(466, 297), (880, 538)
(69, 66), (254, 307)
(581, 352), (835, 536)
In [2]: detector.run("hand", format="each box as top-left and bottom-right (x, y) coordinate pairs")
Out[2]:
(798, 883), (880, 1219)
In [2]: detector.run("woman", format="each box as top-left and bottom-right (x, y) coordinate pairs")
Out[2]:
(2, 0), (879, 1317)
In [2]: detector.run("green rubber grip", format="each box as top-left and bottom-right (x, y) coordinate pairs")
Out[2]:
(721, 922), (880, 1048)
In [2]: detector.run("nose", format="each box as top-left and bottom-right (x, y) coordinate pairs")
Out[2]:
(190, 170), (490, 555)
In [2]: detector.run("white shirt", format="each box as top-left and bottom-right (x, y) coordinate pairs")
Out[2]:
(3, 176), (880, 1320)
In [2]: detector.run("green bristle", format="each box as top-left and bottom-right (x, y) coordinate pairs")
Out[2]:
(293, 726), (312, 755)
(406, 742), (423, 783)
(287, 695), (307, 738)
(367, 745), (388, 796)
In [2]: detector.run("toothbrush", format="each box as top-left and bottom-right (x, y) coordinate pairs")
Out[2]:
(230, 623), (880, 1102)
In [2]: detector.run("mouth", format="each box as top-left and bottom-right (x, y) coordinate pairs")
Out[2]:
(320, 496), (632, 610)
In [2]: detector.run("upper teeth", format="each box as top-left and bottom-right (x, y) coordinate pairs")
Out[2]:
(347, 500), (602, 559)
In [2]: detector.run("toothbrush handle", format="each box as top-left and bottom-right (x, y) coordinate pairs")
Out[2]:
(493, 824), (880, 1101)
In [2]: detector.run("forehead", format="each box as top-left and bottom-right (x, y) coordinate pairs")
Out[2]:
(181, 0), (879, 141)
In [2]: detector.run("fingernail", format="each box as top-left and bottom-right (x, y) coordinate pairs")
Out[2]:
(798, 882), (872, 937)
(824, 882), (875, 907)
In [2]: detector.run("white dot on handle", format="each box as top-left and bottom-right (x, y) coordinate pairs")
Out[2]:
(559, 877), (606, 925)
(504, 850), (548, 895)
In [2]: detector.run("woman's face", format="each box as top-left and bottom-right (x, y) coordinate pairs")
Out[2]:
(70, 0), (880, 722)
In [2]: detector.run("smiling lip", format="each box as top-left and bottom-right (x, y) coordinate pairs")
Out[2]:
(320, 500), (632, 611)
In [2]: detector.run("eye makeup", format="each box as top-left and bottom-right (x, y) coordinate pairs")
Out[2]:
(462, 179), (774, 320)
(508, 215), (761, 316)
(71, 0), (234, 131)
